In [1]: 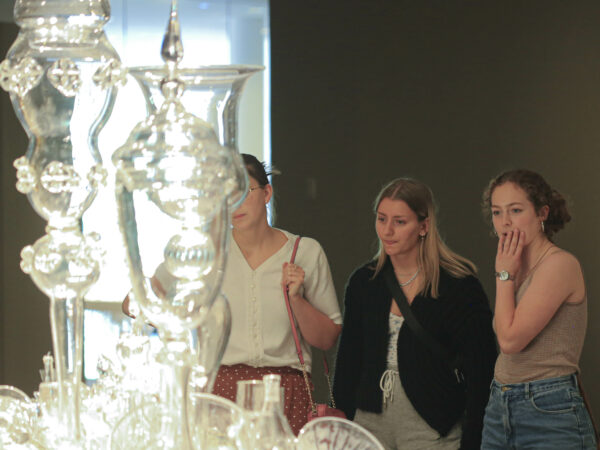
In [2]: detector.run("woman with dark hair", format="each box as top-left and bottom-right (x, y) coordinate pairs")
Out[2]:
(124, 154), (342, 434)
(333, 178), (497, 449)
(210, 154), (342, 434)
(480, 169), (597, 449)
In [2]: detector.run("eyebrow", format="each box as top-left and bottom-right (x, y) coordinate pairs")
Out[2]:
(491, 202), (524, 208)
(377, 212), (408, 219)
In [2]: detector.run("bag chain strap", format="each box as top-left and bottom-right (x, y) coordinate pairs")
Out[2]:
(325, 373), (337, 409)
(298, 360), (317, 415)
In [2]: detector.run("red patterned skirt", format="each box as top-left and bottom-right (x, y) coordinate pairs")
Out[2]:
(212, 364), (311, 435)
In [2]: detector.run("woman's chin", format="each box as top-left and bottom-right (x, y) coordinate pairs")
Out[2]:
(384, 248), (400, 257)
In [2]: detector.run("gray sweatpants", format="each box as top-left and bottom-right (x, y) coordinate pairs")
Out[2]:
(354, 370), (461, 450)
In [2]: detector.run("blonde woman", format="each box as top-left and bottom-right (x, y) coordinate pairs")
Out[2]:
(333, 178), (497, 450)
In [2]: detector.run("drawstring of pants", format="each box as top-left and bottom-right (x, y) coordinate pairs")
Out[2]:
(380, 368), (399, 408)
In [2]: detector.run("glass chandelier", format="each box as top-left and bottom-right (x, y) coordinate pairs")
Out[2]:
(0, 0), (262, 448)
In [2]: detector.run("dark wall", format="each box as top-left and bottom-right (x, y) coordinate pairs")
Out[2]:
(0, 22), (50, 393)
(270, 1), (600, 410)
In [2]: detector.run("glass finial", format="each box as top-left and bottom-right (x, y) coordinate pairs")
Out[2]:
(161, 0), (183, 71)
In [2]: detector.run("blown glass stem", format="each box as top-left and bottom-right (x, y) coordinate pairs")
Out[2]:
(159, 336), (195, 449)
(49, 295), (83, 443)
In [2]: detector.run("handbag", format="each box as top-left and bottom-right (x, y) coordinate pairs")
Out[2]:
(383, 263), (465, 384)
(283, 236), (346, 422)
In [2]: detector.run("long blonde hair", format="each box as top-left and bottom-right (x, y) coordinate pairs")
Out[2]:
(372, 178), (477, 298)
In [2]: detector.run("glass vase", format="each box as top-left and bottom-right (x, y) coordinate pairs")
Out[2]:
(128, 65), (263, 209)
(0, 0), (124, 446)
(251, 374), (296, 450)
(113, 63), (238, 447)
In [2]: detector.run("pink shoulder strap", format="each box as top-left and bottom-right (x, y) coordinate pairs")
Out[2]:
(283, 237), (304, 364)
(283, 236), (336, 410)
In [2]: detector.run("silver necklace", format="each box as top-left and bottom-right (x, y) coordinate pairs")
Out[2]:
(396, 268), (420, 286)
(523, 243), (554, 280)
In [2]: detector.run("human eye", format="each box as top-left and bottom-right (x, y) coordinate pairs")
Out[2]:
(491, 210), (500, 216)
(511, 208), (522, 213)
(376, 215), (385, 222)
(395, 219), (406, 225)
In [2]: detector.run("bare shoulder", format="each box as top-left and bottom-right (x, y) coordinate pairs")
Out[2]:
(536, 248), (585, 300)
(542, 248), (581, 273)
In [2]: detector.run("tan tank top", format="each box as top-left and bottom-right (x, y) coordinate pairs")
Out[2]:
(494, 254), (587, 384)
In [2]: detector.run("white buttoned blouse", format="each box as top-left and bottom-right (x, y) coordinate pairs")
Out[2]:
(221, 229), (341, 372)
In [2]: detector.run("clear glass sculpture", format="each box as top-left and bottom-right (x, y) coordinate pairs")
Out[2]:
(128, 64), (263, 209)
(251, 374), (296, 450)
(236, 379), (269, 449)
(0, 385), (40, 448)
(112, 1), (239, 447)
(296, 417), (385, 450)
(0, 0), (124, 446)
(188, 393), (248, 449)
(109, 401), (166, 450)
(190, 294), (232, 394)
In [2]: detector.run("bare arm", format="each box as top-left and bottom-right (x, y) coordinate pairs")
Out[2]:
(282, 261), (341, 350)
(494, 233), (583, 353)
(122, 295), (132, 317)
(288, 294), (342, 350)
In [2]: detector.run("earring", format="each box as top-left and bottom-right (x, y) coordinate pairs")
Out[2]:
(419, 233), (426, 240)
(493, 229), (498, 237)
(541, 221), (545, 233)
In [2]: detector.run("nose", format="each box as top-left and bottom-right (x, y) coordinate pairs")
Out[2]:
(383, 220), (394, 236)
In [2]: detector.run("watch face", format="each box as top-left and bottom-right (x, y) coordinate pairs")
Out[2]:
(499, 271), (509, 281)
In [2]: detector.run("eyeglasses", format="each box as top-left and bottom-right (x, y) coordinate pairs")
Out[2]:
(248, 185), (264, 194)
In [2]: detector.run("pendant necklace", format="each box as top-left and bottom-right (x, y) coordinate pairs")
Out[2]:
(396, 268), (420, 287)
(523, 243), (555, 280)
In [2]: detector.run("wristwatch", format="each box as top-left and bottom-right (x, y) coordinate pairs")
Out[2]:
(495, 270), (513, 281)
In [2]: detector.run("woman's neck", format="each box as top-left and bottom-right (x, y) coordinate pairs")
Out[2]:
(233, 221), (274, 252)
(389, 251), (420, 275)
(522, 234), (552, 271)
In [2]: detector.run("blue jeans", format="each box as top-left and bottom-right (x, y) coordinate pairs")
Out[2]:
(481, 374), (597, 449)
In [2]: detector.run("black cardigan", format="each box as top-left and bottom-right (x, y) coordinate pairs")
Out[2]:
(332, 261), (497, 450)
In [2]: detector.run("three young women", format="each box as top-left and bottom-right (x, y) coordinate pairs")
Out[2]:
(332, 178), (497, 450)
(480, 169), (597, 449)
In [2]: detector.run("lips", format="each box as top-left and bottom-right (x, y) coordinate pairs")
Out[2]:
(233, 213), (246, 220)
